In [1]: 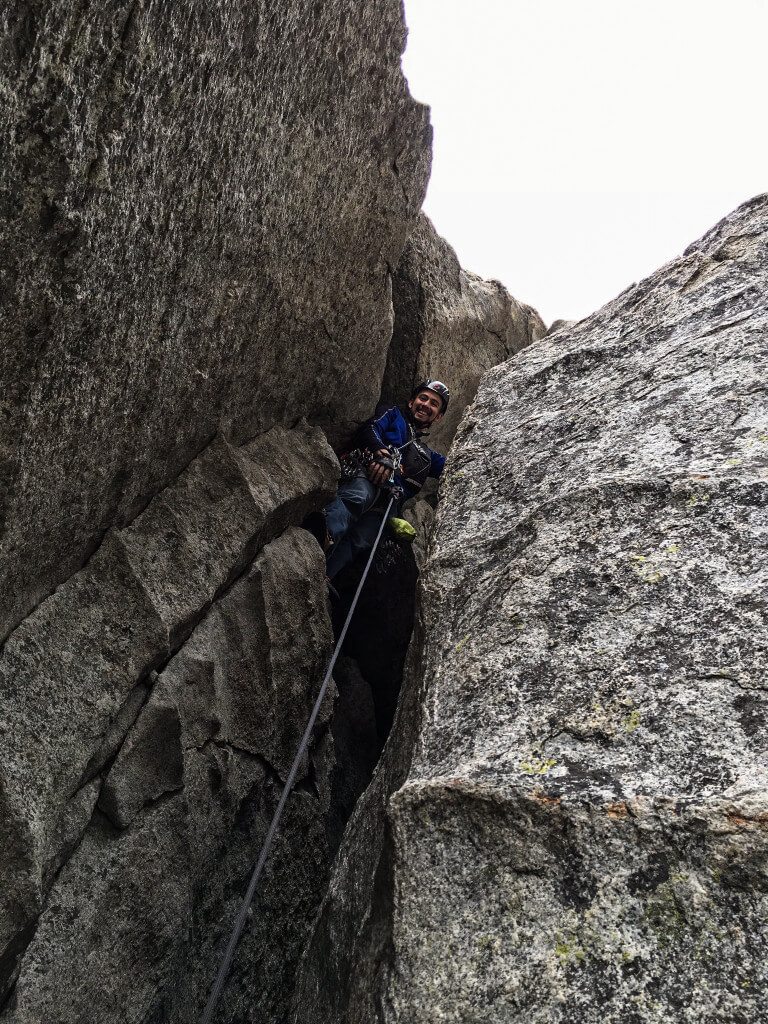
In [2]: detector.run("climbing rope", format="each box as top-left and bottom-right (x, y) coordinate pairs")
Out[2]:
(200, 492), (397, 1024)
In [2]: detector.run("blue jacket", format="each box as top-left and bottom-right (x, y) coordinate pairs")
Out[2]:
(355, 404), (446, 499)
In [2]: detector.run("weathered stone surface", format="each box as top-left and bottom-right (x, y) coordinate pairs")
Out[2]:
(402, 497), (436, 571)
(294, 196), (768, 1022)
(292, 606), (431, 1024)
(0, 423), (336, 999)
(545, 317), (577, 336)
(0, 0), (431, 642)
(383, 213), (546, 454)
(98, 692), (184, 829)
(3, 528), (335, 1024)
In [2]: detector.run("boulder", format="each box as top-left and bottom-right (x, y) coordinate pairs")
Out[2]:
(383, 213), (546, 454)
(0, 0), (431, 642)
(293, 195), (768, 1022)
(3, 528), (335, 1024)
(0, 423), (337, 1002)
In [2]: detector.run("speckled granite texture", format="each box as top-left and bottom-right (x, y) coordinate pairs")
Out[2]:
(0, 0), (430, 641)
(294, 195), (768, 1023)
(0, 426), (338, 1020)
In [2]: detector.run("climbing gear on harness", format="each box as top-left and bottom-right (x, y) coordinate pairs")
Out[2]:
(200, 493), (397, 1024)
(338, 444), (403, 492)
(411, 379), (450, 411)
(399, 435), (432, 491)
(388, 517), (416, 542)
(379, 445), (403, 492)
(338, 447), (374, 481)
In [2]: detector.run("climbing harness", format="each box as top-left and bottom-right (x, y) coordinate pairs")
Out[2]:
(200, 491), (397, 1024)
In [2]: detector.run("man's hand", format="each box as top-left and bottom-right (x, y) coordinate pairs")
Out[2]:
(368, 449), (393, 487)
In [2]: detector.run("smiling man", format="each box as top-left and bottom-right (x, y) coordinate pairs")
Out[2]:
(323, 380), (450, 583)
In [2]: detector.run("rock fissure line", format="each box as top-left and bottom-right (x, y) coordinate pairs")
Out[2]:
(75, 425), (341, 792)
(0, 423), (339, 1011)
(0, 427), (224, 653)
(91, 516), (321, 794)
(184, 734), (327, 795)
(0, 518), (104, 655)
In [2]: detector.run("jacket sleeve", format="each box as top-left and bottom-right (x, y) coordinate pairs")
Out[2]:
(356, 405), (398, 452)
(429, 450), (446, 478)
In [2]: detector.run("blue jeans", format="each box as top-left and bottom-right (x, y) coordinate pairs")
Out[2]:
(324, 477), (385, 580)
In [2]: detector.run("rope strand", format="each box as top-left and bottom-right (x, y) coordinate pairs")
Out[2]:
(200, 493), (396, 1024)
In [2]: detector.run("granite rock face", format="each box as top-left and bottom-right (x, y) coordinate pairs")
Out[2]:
(0, 0), (431, 642)
(294, 196), (768, 1022)
(383, 213), (546, 454)
(0, 423), (337, 1009)
(3, 526), (336, 1024)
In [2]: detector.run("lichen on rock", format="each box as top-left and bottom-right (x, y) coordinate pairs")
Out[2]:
(293, 195), (768, 1023)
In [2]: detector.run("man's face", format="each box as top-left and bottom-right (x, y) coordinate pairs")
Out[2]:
(409, 389), (444, 427)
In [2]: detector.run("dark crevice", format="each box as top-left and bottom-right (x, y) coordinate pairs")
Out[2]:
(0, 922), (36, 1015)
(318, 271), (432, 852)
(323, 531), (419, 854)
(380, 264), (425, 409)
(483, 324), (507, 350)
(79, 677), (155, 791)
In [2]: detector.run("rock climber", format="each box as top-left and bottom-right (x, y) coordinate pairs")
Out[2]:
(323, 380), (450, 583)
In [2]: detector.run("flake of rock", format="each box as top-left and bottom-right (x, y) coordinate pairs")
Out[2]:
(83, 679), (152, 782)
(98, 694), (184, 830)
(0, 424), (336, 999)
(383, 213), (546, 454)
(4, 529), (335, 1024)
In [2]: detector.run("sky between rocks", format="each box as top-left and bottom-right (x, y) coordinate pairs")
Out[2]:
(401, 0), (768, 326)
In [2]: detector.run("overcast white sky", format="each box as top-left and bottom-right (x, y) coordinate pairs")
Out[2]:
(401, 0), (767, 326)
